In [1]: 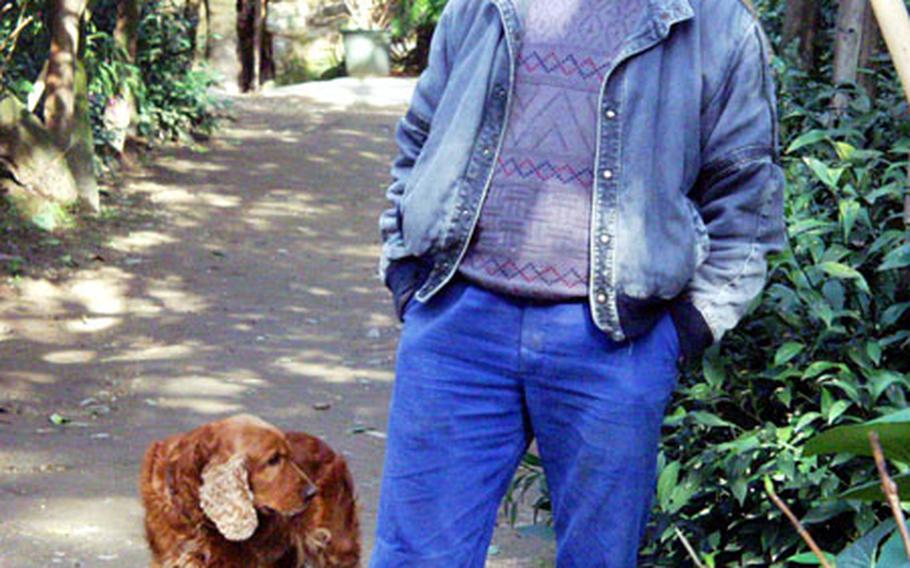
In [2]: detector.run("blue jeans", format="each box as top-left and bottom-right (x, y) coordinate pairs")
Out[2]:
(370, 278), (681, 567)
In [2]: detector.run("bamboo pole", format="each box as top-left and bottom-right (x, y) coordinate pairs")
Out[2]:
(869, 0), (910, 226)
(869, 0), (910, 103)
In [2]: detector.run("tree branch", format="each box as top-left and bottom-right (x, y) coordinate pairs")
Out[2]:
(674, 526), (706, 568)
(869, 431), (910, 562)
(765, 477), (834, 568)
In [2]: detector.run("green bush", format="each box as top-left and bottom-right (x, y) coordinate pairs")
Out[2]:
(0, 0), (49, 102)
(135, 0), (220, 142)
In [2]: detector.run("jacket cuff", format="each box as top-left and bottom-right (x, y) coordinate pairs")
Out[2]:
(384, 257), (431, 321)
(668, 300), (715, 365)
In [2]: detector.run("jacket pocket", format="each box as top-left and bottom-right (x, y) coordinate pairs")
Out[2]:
(685, 197), (711, 269)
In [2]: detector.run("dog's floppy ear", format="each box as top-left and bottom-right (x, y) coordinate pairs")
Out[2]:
(199, 454), (258, 541)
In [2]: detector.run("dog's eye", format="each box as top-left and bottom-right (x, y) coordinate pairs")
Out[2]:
(267, 453), (282, 467)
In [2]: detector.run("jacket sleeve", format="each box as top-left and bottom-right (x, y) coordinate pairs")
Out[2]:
(670, 20), (786, 363)
(378, 5), (461, 316)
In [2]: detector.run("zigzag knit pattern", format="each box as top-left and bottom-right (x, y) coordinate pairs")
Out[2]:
(496, 157), (595, 188)
(517, 51), (612, 80)
(460, 0), (646, 300)
(462, 254), (587, 289)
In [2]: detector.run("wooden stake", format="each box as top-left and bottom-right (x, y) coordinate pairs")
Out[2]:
(765, 477), (835, 568)
(674, 526), (707, 568)
(869, 431), (910, 561)
(869, 0), (910, 103)
(869, 0), (910, 227)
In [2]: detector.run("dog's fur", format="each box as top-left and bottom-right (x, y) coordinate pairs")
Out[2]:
(140, 414), (360, 567)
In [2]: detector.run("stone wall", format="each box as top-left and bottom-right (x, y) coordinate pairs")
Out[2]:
(266, 0), (349, 83)
(209, 0), (244, 92)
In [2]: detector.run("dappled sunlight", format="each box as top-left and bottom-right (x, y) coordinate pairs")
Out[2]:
(12, 496), (142, 542)
(154, 397), (246, 414)
(101, 340), (202, 363)
(146, 186), (242, 210)
(156, 376), (250, 397)
(262, 77), (416, 111)
(1, 370), (56, 387)
(146, 276), (210, 313)
(304, 287), (334, 297)
(42, 350), (97, 365)
(10, 278), (66, 314)
(63, 316), (121, 334)
(108, 230), (177, 253)
(272, 354), (394, 384)
(164, 157), (230, 175)
(68, 267), (132, 315)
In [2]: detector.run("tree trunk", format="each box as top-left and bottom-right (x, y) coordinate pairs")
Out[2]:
(783, 0), (820, 69)
(114, 0), (139, 61)
(68, 59), (99, 211)
(834, 0), (868, 86)
(251, 0), (262, 91)
(113, 0), (140, 152)
(858, 2), (882, 97)
(44, 0), (85, 147)
(43, 0), (99, 212)
(832, 0), (870, 116)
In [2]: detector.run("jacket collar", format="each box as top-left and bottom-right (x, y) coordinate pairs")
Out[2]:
(491, 0), (695, 49)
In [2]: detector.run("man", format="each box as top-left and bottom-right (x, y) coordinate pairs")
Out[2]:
(372, 0), (785, 566)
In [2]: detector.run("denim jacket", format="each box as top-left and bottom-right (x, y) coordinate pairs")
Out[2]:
(379, 0), (786, 363)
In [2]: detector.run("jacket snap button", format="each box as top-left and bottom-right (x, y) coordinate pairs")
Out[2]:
(599, 234), (610, 245)
(482, 147), (493, 158)
(605, 109), (617, 119)
(602, 169), (614, 180)
(596, 293), (608, 304)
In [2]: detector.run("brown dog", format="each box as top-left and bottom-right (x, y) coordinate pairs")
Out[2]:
(140, 414), (360, 567)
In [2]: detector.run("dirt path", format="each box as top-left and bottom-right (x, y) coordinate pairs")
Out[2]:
(0, 78), (553, 567)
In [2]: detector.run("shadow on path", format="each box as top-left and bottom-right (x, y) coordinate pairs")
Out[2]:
(0, 78), (553, 567)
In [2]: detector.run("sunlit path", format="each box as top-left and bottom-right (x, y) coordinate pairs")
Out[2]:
(0, 78), (554, 567)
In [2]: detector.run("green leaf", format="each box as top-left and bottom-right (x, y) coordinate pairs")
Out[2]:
(691, 411), (737, 429)
(835, 519), (895, 568)
(817, 262), (870, 293)
(880, 244), (910, 272)
(804, 361), (847, 380)
(775, 342), (805, 366)
(868, 370), (907, 401)
(878, 528), (910, 567)
(882, 303), (910, 328)
(839, 199), (861, 242)
(702, 354), (726, 386)
(804, 157), (846, 189)
(788, 551), (838, 565)
(667, 476), (699, 514)
(730, 477), (748, 505)
(866, 341), (883, 367)
(834, 141), (857, 161)
(804, 409), (910, 463)
(826, 400), (850, 425)
(657, 461), (680, 510)
(787, 130), (830, 154)
(48, 413), (69, 425)
(839, 472), (910, 502)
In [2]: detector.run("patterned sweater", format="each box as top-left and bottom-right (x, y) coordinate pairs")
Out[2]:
(459, 0), (644, 299)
